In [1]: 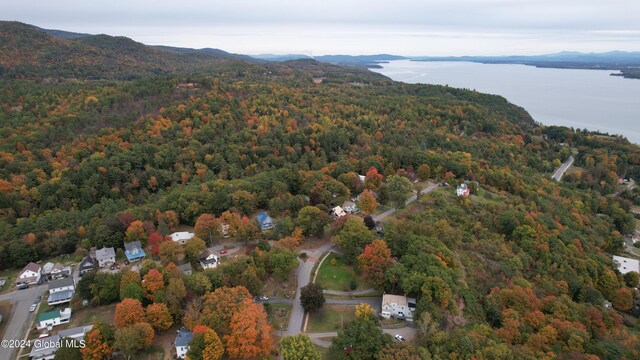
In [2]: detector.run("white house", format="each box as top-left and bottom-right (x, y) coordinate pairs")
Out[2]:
(36, 308), (72, 330)
(50, 263), (71, 280)
(170, 232), (195, 245)
(16, 262), (41, 285)
(95, 247), (116, 268)
(456, 183), (470, 197)
(343, 201), (359, 214)
(48, 277), (75, 294)
(199, 250), (220, 270)
(381, 294), (416, 321)
(613, 255), (640, 274)
(175, 327), (193, 359)
(331, 206), (347, 218)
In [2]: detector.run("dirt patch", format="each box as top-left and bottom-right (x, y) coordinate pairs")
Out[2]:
(0, 300), (14, 340)
(262, 274), (297, 299)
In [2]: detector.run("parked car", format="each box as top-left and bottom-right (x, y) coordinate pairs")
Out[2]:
(394, 334), (406, 342)
(29, 304), (37, 312)
(258, 295), (269, 301)
(17, 283), (29, 290)
(220, 249), (228, 255)
(34, 295), (42, 303)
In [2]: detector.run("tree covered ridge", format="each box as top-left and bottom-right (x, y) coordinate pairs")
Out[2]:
(1, 23), (640, 358)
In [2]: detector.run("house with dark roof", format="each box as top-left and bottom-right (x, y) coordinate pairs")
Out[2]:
(78, 255), (95, 276)
(124, 241), (146, 262)
(47, 278), (75, 306)
(175, 327), (193, 359)
(199, 250), (219, 270)
(16, 262), (41, 285)
(256, 211), (274, 230)
(95, 247), (116, 268)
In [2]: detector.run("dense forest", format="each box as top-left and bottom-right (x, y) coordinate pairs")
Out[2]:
(2, 21), (640, 359)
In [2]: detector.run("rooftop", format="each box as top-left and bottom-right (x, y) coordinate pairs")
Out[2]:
(170, 232), (195, 242)
(175, 327), (193, 347)
(95, 247), (116, 260)
(382, 294), (408, 307)
(48, 277), (74, 290)
(124, 241), (143, 253)
(38, 310), (61, 322)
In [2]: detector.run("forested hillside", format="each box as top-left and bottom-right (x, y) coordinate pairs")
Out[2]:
(1, 22), (640, 359)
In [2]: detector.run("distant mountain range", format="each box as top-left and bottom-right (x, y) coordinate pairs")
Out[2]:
(251, 52), (640, 78)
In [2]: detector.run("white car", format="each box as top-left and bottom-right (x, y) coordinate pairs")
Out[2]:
(394, 334), (406, 342)
(29, 304), (37, 312)
(258, 295), (269, 301)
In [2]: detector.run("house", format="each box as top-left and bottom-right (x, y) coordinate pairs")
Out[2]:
(175, 327), (193, 359)
(380, 294), (416, 321)
(358, 174), (366, 184)
(78, 255), (95, 276)
(36, 308), (72, 330)
(256, 211), (274, 230)
(41, 262), (55, 279)
(331, 206), (347, 218)
(199, 250), (219, 270)
(343, 201), (359, 214)
(613, 255), (640, 274)
(170, 232), (195, 245)
(124, 241), (146, 262)
(603, 300), (613, 309)
(456, 183), (470, 197)
(50, 263), (71, 280)
(48, 277), (75, 294)
(29, 325), (92, 360)
(95, 247), (116, 268)
(16, 262), (41, 285)
(178, 263), (193, 275)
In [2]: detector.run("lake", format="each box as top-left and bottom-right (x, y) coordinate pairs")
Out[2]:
(371, 60), (640, 144)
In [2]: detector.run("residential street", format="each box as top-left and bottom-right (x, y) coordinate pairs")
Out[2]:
(0, 284), (47, 360)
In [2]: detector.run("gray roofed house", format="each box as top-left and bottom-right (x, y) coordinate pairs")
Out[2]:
(48, 289), (74, 306)
(177, 263), (193, 275)
(95, 247), (116, 268)
(48, 277), (74, 293)
(175, 327), (193, 359)
(124, 241), (146, 262)
(78, 255), (95, 276)
(29, 325), (93, 360)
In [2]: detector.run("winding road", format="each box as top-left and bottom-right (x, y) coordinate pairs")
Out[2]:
(551, 155), (574, 181)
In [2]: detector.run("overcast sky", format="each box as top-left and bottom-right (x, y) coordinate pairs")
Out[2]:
(4, 0), (640, 56)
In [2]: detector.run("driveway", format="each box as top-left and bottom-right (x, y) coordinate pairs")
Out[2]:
(284, 242), (335, 336)
(307, 325), (417, 348)
(373, 182), (438, 222)
(0, 284), (47, 360)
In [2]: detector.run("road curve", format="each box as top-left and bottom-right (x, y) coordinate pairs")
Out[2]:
(551, 155), (574, 181)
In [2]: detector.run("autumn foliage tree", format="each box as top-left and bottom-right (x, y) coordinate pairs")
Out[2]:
(147, 232), (165, 256)
(358, 189), (377, 214)
(125, 220), (147, 244)
(612, 287), (634, 311)
(187, 325), (224, 360)
(142, 268), (165, 301)
(159, 240), (184, 265)
(120, 270), (142, 300)
(81, 328), (112, 360)
(279, 334), (320, 360)
(194, 214), (221, 246)
(114, 298), (145, 328)
(200, 286), (253, 335)
(358, 240), (394, 289)
(114, 322), (154, 358)
(223, 301), (272, 359)
(364, 167), (383, 190)
(146, 303), (173, 331)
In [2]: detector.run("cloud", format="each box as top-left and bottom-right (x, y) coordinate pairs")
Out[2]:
(3, 0), (640, 55)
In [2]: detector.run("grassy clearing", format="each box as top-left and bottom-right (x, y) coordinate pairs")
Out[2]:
(316, 254), (371, 292)
(307, 305), (356, 333)
(64, 303), (116, 329)
(262, 274), (297, 299)
(267, 303), (292, 333)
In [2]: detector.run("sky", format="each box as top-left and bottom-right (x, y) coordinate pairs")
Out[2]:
(4, 0), (640, 56)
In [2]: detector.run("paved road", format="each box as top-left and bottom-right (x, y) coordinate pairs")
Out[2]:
(0, 284), (47, 360)
(323, 288), (377, 296)
(265, 297), (380, 307)
(373, 182), (438, 222)
(551, 155), (574, 181)
(284, 242), (335, 336)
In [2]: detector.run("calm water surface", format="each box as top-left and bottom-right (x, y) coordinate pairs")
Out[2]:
(372, 60), (640, 144)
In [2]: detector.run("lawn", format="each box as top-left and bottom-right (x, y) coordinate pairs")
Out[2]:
(307, 305), (356, 332)
(0, 268), (20, 295)
(267, 303), (292, 333)
(63, 303), (116, 329)
(315, 254), (371, 292)
(262, 274), (297, 299)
